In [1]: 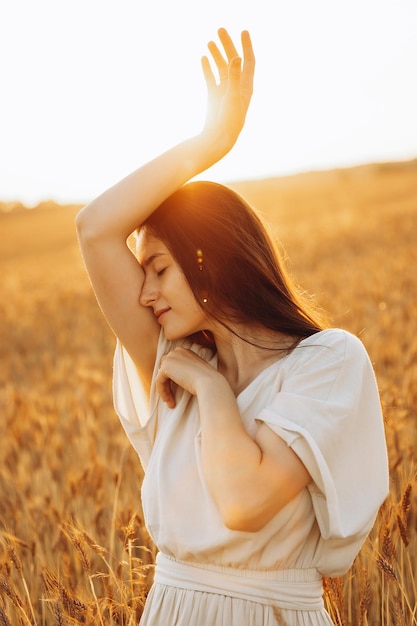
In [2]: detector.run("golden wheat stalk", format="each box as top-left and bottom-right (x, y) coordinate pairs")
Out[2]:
(0, 576), (34, 626)
(0, 606), (12, 626)
(5, 542), (37, 625)
(401, 483), (412, 517)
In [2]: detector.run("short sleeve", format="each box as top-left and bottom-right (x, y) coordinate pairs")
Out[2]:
(112, 330), (216, 469)
(112, 340), (152, 468)
(112, 331), (172, 468)
(257, 330), (389, 542)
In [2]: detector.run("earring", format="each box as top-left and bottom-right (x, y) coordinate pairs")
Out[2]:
(196, 249), (207, 302)
(196, 248), (203, 271)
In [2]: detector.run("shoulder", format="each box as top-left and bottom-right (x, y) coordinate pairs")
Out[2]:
(295, 328), (370, 366)
(278, 328), (376, 400)
(301, 327), (363, 349)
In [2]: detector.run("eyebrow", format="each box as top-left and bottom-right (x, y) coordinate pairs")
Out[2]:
(142, 252), (168, 268)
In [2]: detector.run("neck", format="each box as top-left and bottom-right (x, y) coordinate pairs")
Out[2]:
(211, 323), (297, 396)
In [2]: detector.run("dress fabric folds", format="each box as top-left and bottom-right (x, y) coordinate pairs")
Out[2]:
(113, 328), (389, 626)
(140, 555), (335, 626)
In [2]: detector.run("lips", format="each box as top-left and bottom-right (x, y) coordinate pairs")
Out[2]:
(154, 307), (171, 321)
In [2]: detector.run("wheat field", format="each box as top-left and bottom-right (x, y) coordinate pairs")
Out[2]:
(1, 161), (416, 625)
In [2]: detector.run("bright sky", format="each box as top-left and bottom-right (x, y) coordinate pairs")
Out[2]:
(2, 0), (417, 205)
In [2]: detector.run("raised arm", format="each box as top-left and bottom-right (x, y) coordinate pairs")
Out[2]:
(76, 29), (255, 391)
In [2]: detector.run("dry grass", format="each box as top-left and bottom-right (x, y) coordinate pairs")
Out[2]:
(1, 161), (416, 624)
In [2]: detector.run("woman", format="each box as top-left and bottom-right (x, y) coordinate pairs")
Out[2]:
(76, 28), (388, 626)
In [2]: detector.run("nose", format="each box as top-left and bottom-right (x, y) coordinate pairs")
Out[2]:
(139, 275), (158, 307)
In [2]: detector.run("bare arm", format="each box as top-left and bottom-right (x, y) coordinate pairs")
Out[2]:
(76, 29), (255, 389)
(156, 348), (311, 532)
(198, 384), (311, 532)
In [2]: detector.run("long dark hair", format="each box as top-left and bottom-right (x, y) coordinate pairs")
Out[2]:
(140, 181), (327, 345)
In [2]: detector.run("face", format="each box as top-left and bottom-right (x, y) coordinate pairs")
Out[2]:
(137, 232), (209, 341)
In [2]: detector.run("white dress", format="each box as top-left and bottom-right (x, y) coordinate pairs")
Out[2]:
(113, 329), (389, 626)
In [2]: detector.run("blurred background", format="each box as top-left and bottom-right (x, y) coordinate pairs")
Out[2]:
(1, 2), (417, 624)
(1, 0), (417, 205)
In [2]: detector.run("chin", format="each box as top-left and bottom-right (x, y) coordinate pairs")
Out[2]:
(163, 325), (201, 343)
(162, 327), (185, 342)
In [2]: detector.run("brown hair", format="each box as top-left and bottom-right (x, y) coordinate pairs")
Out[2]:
(140, 181), (327, 345)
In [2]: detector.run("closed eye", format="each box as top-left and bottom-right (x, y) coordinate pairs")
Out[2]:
(157, 268), (167, 276)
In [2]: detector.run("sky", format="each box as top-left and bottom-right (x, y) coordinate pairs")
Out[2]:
(2, 0), (417, 206)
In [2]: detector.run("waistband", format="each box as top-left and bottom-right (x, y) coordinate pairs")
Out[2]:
(154, 552), (324, 611)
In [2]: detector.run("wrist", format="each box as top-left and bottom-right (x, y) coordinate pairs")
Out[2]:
(193, 124), (237, 171)
(195, 372), (237, 419)
(205, 127), (235, 160)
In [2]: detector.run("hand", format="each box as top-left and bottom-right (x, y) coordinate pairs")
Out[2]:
(156, 347), (220, 409)
(201, 28), (255, 159)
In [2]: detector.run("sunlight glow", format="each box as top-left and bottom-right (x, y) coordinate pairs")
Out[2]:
(1, 0), (417, 205)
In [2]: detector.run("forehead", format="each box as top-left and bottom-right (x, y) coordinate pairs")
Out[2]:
(136, 231), (170, 264)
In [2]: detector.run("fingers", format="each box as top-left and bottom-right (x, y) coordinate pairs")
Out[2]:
(207, 27), (239, 71)
(207, 40), (229, 84)
(240, 30), (255, 106)
(241, 30), (255, 67)
(218, 27), (239, 62)
(205, 28), (254, 93)
(156, 362), (176, 409)
(156, 347), (209, 408)
(207, 28), (242, 85)
(201, 55), (217, 91)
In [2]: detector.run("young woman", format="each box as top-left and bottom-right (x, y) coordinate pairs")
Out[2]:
(76, 28), (388, 626)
